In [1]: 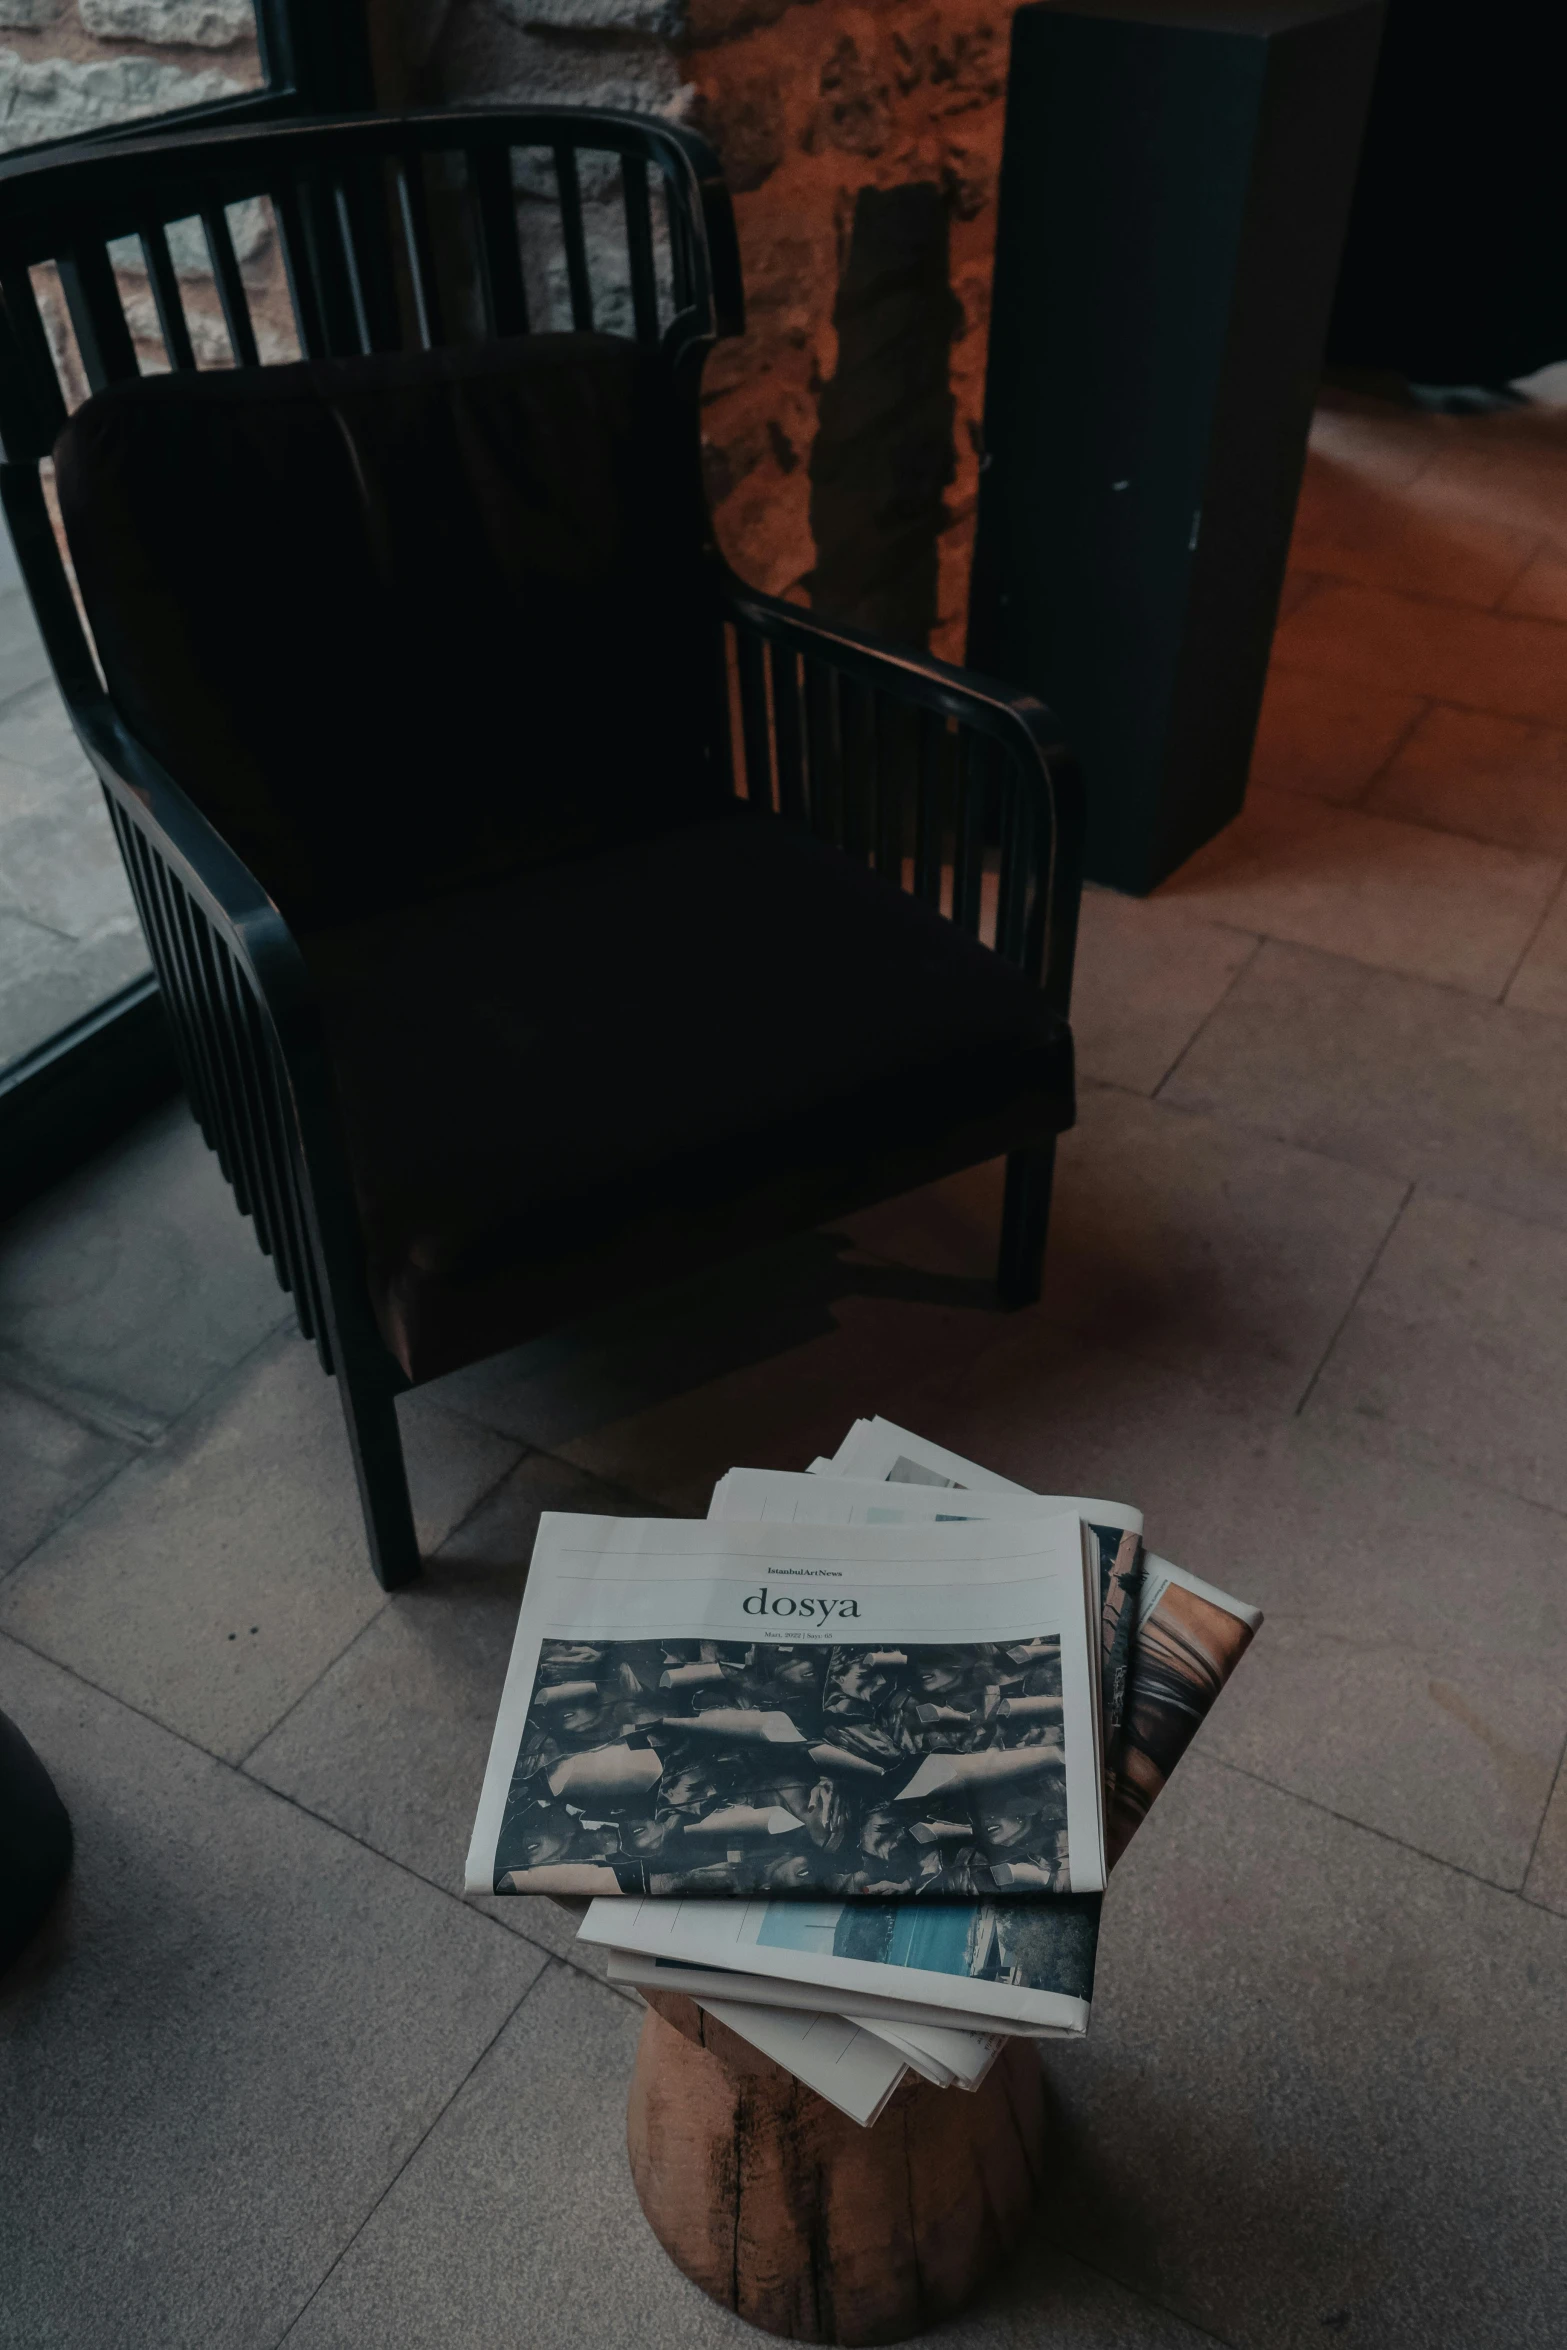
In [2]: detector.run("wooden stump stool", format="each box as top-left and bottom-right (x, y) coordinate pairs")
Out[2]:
(626, 1992), (1046, 2345)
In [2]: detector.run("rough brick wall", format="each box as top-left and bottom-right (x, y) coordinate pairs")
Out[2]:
(411, 0), (1005, 659)
(0, 0), (1005, 663)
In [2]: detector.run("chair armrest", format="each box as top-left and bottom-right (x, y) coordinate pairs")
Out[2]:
(80, 697), (381, 1378)
(13, 439), (378, 1384)
(720, 581), (1085, 1019)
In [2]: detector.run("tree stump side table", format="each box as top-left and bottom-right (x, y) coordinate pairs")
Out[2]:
(627, 1990), (1047, 2346)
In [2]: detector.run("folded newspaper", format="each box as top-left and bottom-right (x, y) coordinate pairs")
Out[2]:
(464, 1415), (1260, 2125)
(465, 1508), (1109, 1901)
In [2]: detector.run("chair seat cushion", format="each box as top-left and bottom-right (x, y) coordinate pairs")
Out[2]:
(306, 807), (1074, 1382)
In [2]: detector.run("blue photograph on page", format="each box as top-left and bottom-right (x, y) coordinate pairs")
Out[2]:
(754, 1895), (1100, 2002)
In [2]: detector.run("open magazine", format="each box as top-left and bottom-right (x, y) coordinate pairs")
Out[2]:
(1110, 1552), (1261, 1864)
(465, 1509), (1109, 1901)
(811, 1419), (1262, 1864)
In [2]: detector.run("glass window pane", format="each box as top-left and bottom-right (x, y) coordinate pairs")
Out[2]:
(0, 551), (149, 1079)
(0, 6), (265, 160)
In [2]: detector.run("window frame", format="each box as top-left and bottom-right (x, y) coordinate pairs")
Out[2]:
(0, 0), (375, 166)
(0, 0), (375, 1215)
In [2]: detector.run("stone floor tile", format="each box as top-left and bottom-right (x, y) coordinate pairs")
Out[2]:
(0, 789), (142, 942)
(281, 1962), (1214, 2350)
(884, 1329), (1567, 1884)
(1523, 1762), (1567, 1915)
(279, 1964), (746, 2350)
(1248, 662), (1425, 804)
(1287, 444), (1540, 607)
(1305, 391), (1451, 490)
(0, 1331), (519, 1761)
(1171, 1430), (1567, 1888)
(554, 1263), (1008, 1514)
(425, 1228), (910, 1457)
(1156, 786), (1561, 997)
(1364, 704), (1567, 856)
(0, 747), (67, 834)
(1163, 939), (1567, 1232)
(1499, 542), (1567, 622)
(0, 907), (148, 1070)
(0, 1634), (543, 2350)
(1046, 1756), (1567, 2348)
(0, 1102), (290, 1436)
(1411, 432), (1567, 554)
(1307, 1189), (1567, 1517)
(1504, 875), (1567, 1020)
(0, 583), (53, 703)
(1272, 579), (1567, 729)
(1070, 887), (1256, 1093)
(0, 1377), (130, 1575)
(842, 1088), (1405, 1415)
(245, 1448), (651, 1990)
(1273, 568), (1322, 623)
(0, 677), (95, 778)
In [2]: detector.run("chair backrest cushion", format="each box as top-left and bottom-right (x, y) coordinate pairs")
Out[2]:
(54, 333), (727, 930)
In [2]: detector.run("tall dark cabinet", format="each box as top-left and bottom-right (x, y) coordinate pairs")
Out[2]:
(968, 0), (1383, 895)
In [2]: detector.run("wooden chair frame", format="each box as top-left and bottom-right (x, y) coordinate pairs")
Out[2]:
(0, 107), (1083, 1589)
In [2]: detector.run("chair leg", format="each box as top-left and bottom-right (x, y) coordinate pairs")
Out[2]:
(997, 1141), (1056, 1309)
(335, 1346), (420, 1591)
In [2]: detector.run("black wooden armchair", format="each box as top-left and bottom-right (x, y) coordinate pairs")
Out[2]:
(0, 108), (1083, 1589)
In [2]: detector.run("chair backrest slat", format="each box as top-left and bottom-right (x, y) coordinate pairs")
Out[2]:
(871, 692), (902, 882)
(0, 266), (66, 449)
(838, 673), (872, 863)
(735, 623), (772, 813)
(951, 731), (987, 938)
(297, 173), (362, 358)
(331, 179), (374, 355)
(553, 142), (594, 333)
(271, 176), (329, 360)
(803, 657), (839, 844)
(622, 155), (659, 343)
(468, 144), (529, 339)
(912, 708), (947, 909)
(994, 762), (1032, 966)
(334, 162), (401, 355)
(769, 642), (806, 826)
(664, 171), (693, 315)
(59, 241), (138, 391)
(394, 153), (445, 350)
(201, 203), (260, 368)
(138, 220), (196, 371)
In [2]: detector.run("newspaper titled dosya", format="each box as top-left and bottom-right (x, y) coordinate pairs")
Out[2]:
(465, 1511), (1108, 1902)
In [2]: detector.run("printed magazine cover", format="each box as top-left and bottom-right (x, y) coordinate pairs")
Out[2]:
(809, 1422), (1260, 1870)
(466, 1512), (1107, 1900)
(713, 1465), (1146, 1777)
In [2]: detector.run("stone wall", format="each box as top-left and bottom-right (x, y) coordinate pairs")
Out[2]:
(0, 6), (309, 409)
(0, 2), (263, 154)
(409, 0), (1007, 659)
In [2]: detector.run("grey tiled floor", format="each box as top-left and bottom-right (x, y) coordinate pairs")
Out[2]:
(4, 393), (1567, 2348)
(0, 585), (149, 1073)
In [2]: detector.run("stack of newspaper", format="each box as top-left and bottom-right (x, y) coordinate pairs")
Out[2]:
(466, 1416), (1260, 2126)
